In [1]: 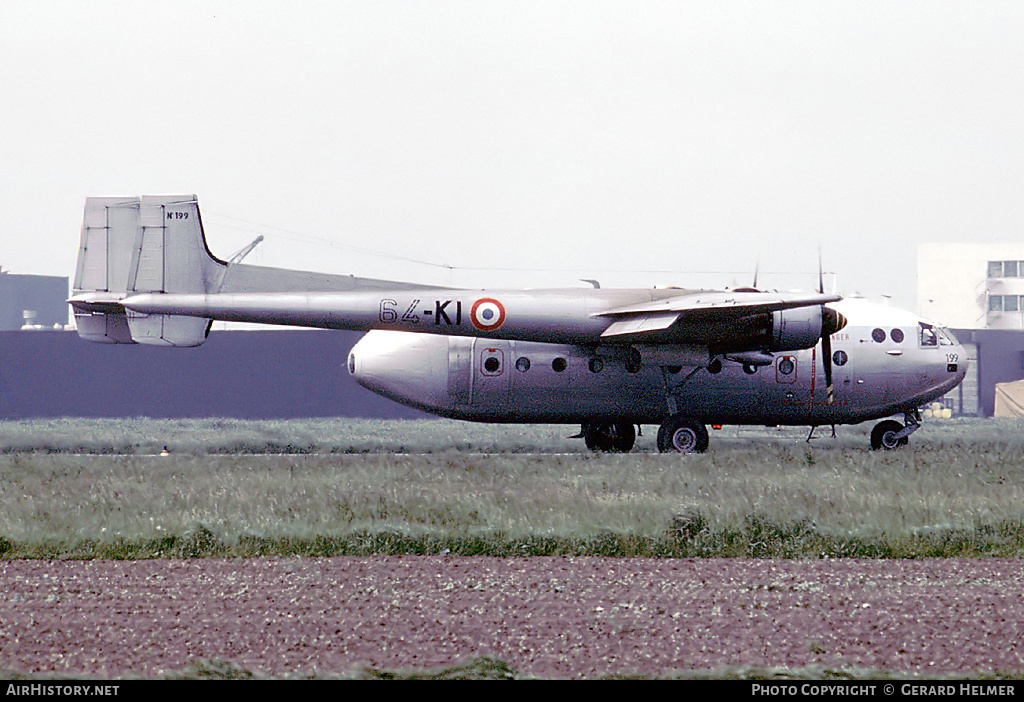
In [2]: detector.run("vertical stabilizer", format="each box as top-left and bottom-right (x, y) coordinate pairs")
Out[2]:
(71, 195), (226, 346)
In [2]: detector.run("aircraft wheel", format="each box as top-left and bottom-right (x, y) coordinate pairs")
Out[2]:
(584, 421), (636, 452)
(870, 419), (908, 450)
(657, 415), (709, 454)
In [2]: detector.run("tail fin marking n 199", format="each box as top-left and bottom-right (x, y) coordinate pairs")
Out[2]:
(71, 195), (225, 347)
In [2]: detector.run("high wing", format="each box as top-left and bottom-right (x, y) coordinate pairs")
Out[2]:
(596, 290), (841, 340)
(69, 195), (844, 360)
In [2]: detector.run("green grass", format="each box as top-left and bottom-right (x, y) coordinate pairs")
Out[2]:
(2, 417), (1024, 559)
(5, 656), (1023, 680)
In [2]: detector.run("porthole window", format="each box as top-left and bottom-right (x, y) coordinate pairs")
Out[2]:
(515, 357), (531, 372)
(872, 328), (886, 343)
(552, 357), (567, 372)
(588, 358), (604, 373)
(833, 350), (848, 366)
(891, 328), (904, 343)
(778, 357), (795, 375)
(483, 357), (500, 374)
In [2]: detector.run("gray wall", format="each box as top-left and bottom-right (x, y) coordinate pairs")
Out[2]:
(0, 274), (68, 331)
(0, 329), (427, 420)
(954, 328), (1024, 417)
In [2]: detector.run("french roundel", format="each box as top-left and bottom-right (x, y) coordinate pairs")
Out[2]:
(471, 297), (506, 331)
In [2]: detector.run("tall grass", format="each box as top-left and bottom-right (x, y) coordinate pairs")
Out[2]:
(2, 417), (1024, 558)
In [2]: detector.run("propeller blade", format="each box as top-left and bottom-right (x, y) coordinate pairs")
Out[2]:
(818, 249), (825, 296)
(822, 323), (834, 406)
(817, 253), (844, 406)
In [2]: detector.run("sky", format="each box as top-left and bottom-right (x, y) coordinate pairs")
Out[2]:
(2, 0), (1023, 312)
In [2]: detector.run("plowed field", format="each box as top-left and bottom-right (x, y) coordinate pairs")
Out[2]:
(2, 557), (1023, 678)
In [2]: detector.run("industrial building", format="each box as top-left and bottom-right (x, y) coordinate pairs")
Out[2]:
(918, 243), (1024, 331)
(2, 250), (1024, 419)
(916, 243), (1024, 417)
(0, 270), (68, 331)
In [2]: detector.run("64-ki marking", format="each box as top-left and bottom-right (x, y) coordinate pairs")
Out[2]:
(378, 299), (463, 326)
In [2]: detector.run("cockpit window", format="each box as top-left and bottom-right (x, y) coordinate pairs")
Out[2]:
(920, 323), (938, 347)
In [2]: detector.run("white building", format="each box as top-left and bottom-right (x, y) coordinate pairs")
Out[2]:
(918, 243), (1024, 330)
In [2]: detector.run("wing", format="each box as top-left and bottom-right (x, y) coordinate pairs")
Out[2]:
(594, 290), (844, 352)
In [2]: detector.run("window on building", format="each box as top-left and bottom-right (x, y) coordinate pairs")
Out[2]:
(1006, 295), (1021, 313)
(989, 261), (1004, 278)
(1005, 261), (1019, 278)
(990, 295), (1004, 312)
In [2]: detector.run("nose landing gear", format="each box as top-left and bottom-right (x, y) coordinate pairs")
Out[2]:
(870, 409), (921, 450)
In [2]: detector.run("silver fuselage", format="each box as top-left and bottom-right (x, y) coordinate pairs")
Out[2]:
(350, 297), (967, 426)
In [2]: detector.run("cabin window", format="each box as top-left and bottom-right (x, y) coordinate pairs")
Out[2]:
(891, 328), (904, 343)
(871, 328), (886, 343)
(832, 350), (848, 366)
(589, 358), (604, 373)
(552, 357), (567, 372)
(515, 357), (531, 372)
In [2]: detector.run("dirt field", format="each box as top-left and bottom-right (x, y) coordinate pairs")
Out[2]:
(2, 556), (1023, 679)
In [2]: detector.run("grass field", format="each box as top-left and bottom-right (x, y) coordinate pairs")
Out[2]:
(2, 417), (1024, 559)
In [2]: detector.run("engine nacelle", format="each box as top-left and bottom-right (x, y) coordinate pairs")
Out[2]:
(770, 307), (823, 351)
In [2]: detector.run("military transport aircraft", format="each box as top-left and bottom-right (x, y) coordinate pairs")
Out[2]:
(68, 195), (967, 453)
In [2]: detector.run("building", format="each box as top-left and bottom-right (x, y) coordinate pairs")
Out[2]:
(0, 271), (69, 331)
(919, 243), (1024, 417)
(918, 243), (1024, 331)
(2, 249), (1021, 419)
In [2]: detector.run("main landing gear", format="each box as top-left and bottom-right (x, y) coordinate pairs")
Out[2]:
(580, 420), (637, 452)
(657, 414), (709, 453)
(653, 363), (712, 453)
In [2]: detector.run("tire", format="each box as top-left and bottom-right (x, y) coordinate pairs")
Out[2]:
(870, 419), (908, 450)
(657, 415), (709, 453)
(584, 421), (636, 452)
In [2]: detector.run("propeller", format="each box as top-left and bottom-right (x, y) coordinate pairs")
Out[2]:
(818, 253), (847, 406)
(734, 257), (762, 293)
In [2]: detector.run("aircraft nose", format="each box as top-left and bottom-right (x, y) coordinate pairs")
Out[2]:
(349, 330), (452, 413)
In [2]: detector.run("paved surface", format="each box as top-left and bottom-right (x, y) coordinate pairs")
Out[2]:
(2, 557), (1023, 678)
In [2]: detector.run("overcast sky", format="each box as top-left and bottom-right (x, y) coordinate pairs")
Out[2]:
(2, 0), (1022, 311)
